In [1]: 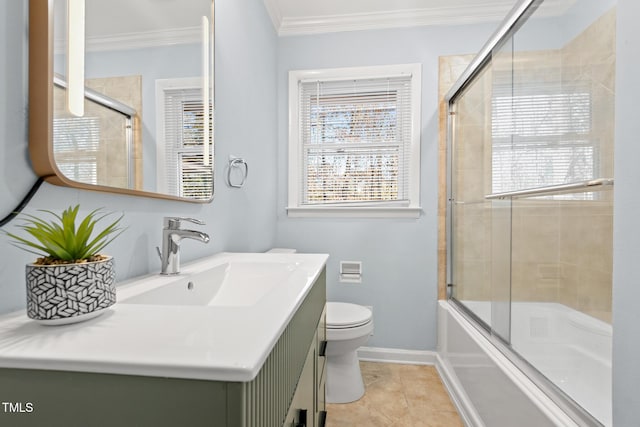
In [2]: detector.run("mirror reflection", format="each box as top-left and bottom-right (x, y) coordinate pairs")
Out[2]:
(52, 0), (214, 201)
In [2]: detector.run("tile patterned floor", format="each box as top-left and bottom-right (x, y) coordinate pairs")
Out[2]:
(326, 362), (464, 427)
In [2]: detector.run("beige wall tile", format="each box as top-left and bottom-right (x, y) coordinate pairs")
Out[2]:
(438, 8), (615, 322)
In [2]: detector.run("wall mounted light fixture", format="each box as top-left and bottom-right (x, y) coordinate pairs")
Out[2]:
(202, 15), (210, 166)
(67, 0), (85, 117)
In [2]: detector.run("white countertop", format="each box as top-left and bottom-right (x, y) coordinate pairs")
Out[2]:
(0, 252), (328, 382)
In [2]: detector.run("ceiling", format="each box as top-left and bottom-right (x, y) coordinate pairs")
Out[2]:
(263, 0), (520, 36)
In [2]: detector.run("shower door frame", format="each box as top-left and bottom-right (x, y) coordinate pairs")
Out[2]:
(443, 0), (608, 426)
(445, 0), (542, 296)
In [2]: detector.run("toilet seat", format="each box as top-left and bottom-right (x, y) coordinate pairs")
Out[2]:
(327, 302), (372, 329)
(326, 319), (373, 341)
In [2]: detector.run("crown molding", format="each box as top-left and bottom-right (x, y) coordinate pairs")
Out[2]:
(55, 27), (201, 54)
(272, 0), (576, 37)
(262, 0), (283, 34)
(87, 26), (202, 52)
(277, 4), (511, 36)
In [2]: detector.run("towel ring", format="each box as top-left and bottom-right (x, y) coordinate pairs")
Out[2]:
(227, 157), (249, 188)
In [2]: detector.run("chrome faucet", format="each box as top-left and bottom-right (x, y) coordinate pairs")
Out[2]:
(157, 217), (210, 275)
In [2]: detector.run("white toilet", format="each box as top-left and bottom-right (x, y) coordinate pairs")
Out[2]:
(325, 302), (374, 404)
(264, 249), (374, 403)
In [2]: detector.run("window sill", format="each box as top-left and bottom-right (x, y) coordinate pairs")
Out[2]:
(286, 206), (422, 218)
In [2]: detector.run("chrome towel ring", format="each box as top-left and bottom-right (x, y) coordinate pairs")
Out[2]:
(227, 157), (249, 188)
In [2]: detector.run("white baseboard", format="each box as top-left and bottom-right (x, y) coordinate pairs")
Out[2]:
(357, 346), (437, 365)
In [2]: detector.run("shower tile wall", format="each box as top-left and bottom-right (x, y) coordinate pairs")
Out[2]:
(511, 8), (615, 323)
(442, 7), (615, 324)
(85, 76), (143, 190)
(53, 75), (143, 190)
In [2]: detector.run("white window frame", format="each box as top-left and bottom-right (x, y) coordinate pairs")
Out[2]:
(156, 77), (213, 200)
(287, 64), (422, 218)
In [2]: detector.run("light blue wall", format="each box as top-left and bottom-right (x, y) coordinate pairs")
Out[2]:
(0, 0), (278, 313)
(275, 24), (496, 351)
(612, 0), (640, 424)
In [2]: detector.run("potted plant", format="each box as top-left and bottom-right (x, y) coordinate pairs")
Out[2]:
(4, 205), (124, 325)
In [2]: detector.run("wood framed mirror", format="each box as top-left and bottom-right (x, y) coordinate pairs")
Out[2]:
(28, 0), (215, 202)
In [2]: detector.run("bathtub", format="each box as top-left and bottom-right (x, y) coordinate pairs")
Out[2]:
(437, 300), (611, 427)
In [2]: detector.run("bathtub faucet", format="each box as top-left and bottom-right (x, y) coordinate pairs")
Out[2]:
(157, 217), (210, 275)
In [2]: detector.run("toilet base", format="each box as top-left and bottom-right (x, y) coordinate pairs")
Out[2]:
(326, 350), (365, 404)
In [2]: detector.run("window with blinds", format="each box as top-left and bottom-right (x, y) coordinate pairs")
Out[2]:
(162, 88), (213, 200)
(53, 116), (100, 185)
(288, 64), (421, 216)
(491, 80), (595, 199)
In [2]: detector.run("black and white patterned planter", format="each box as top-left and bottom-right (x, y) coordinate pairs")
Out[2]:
(25, 256), (116, 325)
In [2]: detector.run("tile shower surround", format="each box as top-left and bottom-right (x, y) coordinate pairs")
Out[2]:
(438, 8), (615, 323)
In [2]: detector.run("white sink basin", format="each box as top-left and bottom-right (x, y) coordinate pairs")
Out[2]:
(0, 252), (328, 382)
(119, 260), (302, 307)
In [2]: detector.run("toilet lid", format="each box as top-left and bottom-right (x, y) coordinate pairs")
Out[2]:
(326, 302), (372, 329)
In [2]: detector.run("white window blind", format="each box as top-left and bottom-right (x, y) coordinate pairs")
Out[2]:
(491, 80), (595, 199)
(163, 88), (213, 200)
(298, 76), (413, 206)
(53, 116), (100, 184)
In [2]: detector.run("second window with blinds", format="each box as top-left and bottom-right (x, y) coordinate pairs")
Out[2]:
(287, 64), (422, 218)
(156, 77), (213, 201)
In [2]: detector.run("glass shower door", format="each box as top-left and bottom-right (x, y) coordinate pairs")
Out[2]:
(449, 62), (492, 327)
(447, 1), (615, 424)
(505, 4), (615, 423)
(488, 36), (515, 343)
(449, 57), (512, 343)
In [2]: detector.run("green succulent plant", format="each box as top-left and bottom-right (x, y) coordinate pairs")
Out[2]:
(4, 205), (124, 265)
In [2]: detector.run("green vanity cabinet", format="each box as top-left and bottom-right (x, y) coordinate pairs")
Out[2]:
(0, 268), (327, 427)
(316, 305), (327, 427)
(284, 304), (327, 427)
(284, 334), (316, 427)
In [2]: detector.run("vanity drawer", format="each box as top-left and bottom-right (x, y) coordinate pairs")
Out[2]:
(315, 305), (327, 427)
(284, 340), (316, 427)
(318, 305), (327, 343)
(317, 305), (327, 389)
(316, 364), (327, 427)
